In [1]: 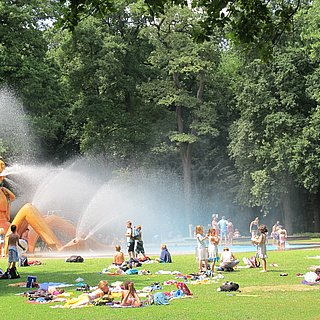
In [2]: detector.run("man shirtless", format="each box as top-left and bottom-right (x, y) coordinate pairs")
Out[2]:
(7, 225), (25, 270)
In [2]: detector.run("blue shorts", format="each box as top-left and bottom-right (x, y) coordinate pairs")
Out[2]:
(8, 247), (19, 263)
(220, 230), (227, 237)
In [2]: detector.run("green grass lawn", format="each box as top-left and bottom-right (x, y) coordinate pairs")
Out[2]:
(1, 247), (320, 320)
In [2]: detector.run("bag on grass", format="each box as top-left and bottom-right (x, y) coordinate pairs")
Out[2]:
(176, 282), (192, 295)
(247, 256), (260, 268)
(218, 281), (240, 292)
(9, 267), (20, 279)
(19, 255), (29, 267)
(153, 292), (169, 305)
(0, 269), (10, 279)
(65, 255), (84, 263)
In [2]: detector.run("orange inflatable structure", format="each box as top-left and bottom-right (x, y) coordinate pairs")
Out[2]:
(0, 158), (108, 253)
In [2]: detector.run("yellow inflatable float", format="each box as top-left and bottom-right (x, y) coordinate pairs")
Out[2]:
(0, 158), (107, 253)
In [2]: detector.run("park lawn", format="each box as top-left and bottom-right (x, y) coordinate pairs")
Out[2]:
(0, 247), (320, 320)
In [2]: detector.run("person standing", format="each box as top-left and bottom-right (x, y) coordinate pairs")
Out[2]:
(250, 217), (259, 239)
(21, 227), (30, 243)
(218, 216), (228, 245)
(271, 221), (280, 246)
(0, 227), (5, 257)
(195, 225), (209, 272)
(252, 225), (268, 272)
(211, 215), (219, 237)
(277, 225), (287, 251)
(125, 221), (135, 259)
(7, 224), (25, 271)
(208, 228), (219, 272)
(227, 219), (234, 246)
(134, 225), (147, 258)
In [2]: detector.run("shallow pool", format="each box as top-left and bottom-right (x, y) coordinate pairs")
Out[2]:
(144, 243), (320, 255)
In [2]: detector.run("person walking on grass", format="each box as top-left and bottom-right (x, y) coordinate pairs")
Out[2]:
(252, 224), (268, 272)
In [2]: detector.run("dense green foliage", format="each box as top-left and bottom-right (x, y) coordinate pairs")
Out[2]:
(2, 0), (320, 231)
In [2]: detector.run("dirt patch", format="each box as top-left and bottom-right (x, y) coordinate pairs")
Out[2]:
(242, 284), (320, 292)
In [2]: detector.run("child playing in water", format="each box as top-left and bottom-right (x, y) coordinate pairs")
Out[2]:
(64, 280), (110, 308)
(121, 280), (142, 307)
(195, 225), (209, 272)
(113, 245), (125, 267)
(252, 225), (268, 272)
(277, 225), (287, 251)
(208, 228), (219, 272)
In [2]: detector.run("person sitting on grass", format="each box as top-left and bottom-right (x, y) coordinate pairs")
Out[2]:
(64, 280), (110, 308)
(155, 244), (172, 263)
(219, 247), (239, 271)
(121, 280), (142, 307)
(113, 245), (125, 267)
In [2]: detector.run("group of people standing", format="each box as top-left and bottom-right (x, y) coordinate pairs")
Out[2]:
(271, 221), (288, 250)
(195, 225), (240, 273)
(211, 215), (235, 246)
(125, 221), (146, 259)
(251, 217), (288, 251)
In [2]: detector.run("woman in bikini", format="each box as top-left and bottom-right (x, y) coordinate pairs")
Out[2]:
(121, 281), (142, 307)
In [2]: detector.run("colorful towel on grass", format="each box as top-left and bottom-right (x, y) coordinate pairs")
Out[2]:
(24, 298), (67, 304)
(301, 280), (320, 285)
(110, 303), (145, 308)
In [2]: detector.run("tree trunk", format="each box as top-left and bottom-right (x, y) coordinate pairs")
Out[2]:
(312, 193), (320, 232)
(282, 193), (293, 235)
(179, 141), (194, 223)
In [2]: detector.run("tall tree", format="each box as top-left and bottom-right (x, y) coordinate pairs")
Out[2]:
(56, 0), (303, 59)
(143, 6), (220, 222)
(229, 44), (317, 233)
(0, 0), (69, 161)
(54, 3), (166, 167)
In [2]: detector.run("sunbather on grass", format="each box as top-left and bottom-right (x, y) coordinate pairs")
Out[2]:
(64, 280), (110, 308)
(121, 280), (142, 307)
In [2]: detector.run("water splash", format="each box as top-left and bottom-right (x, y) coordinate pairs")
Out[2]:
(0, 87), (38, 162)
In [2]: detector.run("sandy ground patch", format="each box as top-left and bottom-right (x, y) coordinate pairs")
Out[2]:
(242, 284), (320, 292)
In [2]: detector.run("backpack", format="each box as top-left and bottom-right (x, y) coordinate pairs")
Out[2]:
(128, 258), (142, 268)
(0, 268), (10, 279)
(247, 256), (260, 268)
(218, 281), (240, 292)
(19, 255), (29, 267)
(65, 255), (84, 263)
(26, 291), (54, 301)
(9, 267), (20, 279)
(132, 227), (140, 240)
(153, 292), (169, 305)
(176, 282), (192, 295)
